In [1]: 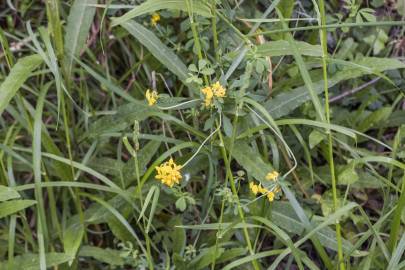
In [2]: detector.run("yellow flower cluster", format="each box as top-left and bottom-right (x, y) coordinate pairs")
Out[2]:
(155, 158), (182, 187)
(266, 171), (279, 181)
(151, 13), (160, 26)
(145, 89), (159, 106)
(249, 171), (281, 202)
(249, 182), (276, 202)
(201, 81), (226, 107)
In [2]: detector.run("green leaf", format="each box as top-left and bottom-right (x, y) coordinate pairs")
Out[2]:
(111, 0), (211, 27)
(271, 202), (361, 256)
(338, 165), (359, 185)
(216, 248), (247, 264)
(0, 200), (37, 218)
(137, 185), (160, 232)
(170, 216), (186, 255)
(120, 20), (189, 82)
(257, 40), (322, 57)
(264, 57), (405, 119)
(0, 54), (42, 115)
(64, 0), (97, 75)
(357, 107), (392, 132)
(122, 140), (162, 185)
(231, 140), (273, 182)
(5, 252), (72, 270)
(79, 246), (124, 266)
(276, 9), (325, 121)
(86, 102), (158, 138)
(63, 223), (85, 265)
(189, 246), (224, 270)
(387, 233), (405, 270)
(175, 197), (187, 212)
(0, 186), (20, 201)
(309, 129), (325, 149)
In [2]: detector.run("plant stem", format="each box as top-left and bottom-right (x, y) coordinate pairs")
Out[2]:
(186, 0), (209, 85)
(211, 0), (219, 62)
(134, 152), (154, 270)
(217, 127), (260, 270)
(388, 174), (405, 252)
(318, 1), (345, 269)
(248, 20), (405, 36)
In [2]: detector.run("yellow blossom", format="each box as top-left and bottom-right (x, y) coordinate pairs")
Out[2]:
(151, 13), (160, 26)
(266, 171), (279, 181)
(145, 89), (158, 106)
(155, 158), (182, 187)
(266, 191), (275, 202)
(201, 86), (214, 107)
(249, 182), (260, 195)
(258, 185), (267, 194)
(212, 81), (226, 97)
(200, 82), (226, 107)
(249, 179), (281, 203)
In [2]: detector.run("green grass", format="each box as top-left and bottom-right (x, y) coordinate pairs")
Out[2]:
(1, 0), (405, 269)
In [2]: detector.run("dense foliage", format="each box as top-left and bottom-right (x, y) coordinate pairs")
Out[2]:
(1, 0), (405, 269)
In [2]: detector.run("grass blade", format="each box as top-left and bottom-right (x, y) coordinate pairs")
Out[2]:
(0, 54), (42, 115)
(64, 0), (97, 75)
(119, 21), (189, 82)
(111, 0), (211, 27)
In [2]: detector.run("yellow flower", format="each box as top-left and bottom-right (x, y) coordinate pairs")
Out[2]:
(201, 86), (214, 107)
(200, 82), (226, 107)
(145, 89), (158, 106)
(212, 81), (226, 97)
(155, 158), (182, 187)
(249, 179), (281, 203)
(249, 182), (260, 195)
(266, 191), (275, 202)
(266, 171), (279, 181)
(151, 13), (160, 26)
(258, 185), (267, 194)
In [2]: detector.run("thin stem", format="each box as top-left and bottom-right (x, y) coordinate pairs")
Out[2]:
(318, 1), (345, 269)
(186, 0), (209, 85)
(157, 99), (200, 110)
(217, 129), (260, 270)
(247, 20), (405, 36)
(183, 113), (221, 167)
(211, 0), (219, 62)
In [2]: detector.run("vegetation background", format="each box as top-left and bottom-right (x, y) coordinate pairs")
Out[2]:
(0, 0), (405, 269)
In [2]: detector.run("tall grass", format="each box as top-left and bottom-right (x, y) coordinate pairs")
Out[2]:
(0, 0), (405, 269)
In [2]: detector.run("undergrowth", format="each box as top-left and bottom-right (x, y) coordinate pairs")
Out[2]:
(1, 0), (405, 269)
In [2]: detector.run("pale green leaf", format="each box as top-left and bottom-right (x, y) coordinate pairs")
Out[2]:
(6, 253), (72, 270)
(265, 57), (405, 119)
(64, 0), (97, 75)
(0, 54), (42, 115)
(120, 20), (189, 82)
(257, 40), (322, 57)
(111, 0), (211, 27)
(79, 246), (124, 266)
(0, 200), (37, 218)
(0, 185), (20, 201)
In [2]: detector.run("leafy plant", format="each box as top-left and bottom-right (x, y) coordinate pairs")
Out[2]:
(0, 0), (405, 269)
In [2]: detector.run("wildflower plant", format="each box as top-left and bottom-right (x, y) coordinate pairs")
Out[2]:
(155, 158), (182, 187)
(3, 1), (404, 270)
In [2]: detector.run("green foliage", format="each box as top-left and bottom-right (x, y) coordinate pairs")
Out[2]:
(0, 0), (405, 269)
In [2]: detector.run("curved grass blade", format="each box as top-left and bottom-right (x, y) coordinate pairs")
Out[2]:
(111, 0), (211, 27)
(33, 85), (50, 270)
(257, 40), (322, 57)
(64, 0), (97, 75)
(79, 192), (148, 255)
(0, 54), (42, 115)
(119, 21), (189, 82)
